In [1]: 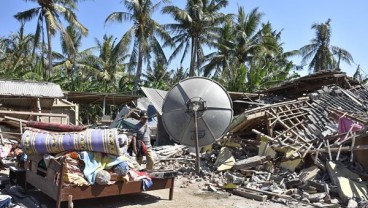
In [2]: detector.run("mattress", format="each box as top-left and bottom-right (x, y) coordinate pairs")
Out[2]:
(21, 128), (120, 155)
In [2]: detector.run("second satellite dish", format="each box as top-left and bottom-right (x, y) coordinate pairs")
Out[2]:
(162, 77), (233, 147)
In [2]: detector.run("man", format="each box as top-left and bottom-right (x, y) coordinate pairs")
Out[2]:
(133, 111), (154, 170)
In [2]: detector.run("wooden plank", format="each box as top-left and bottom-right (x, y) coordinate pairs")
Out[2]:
(233, 155), (266, 170)
(305, 145), (368, 153)
(0, 110), (68, 117)
(232, 189), (267, 202)
(3, 115), (28, 123)
(48, 159), (62, 172)
(251, 129), (275, 142)
(26, 171), (59, 200)
(60, 178), (174, 201)
(267, 111), (309, 144)
(327, 108), (367, 124)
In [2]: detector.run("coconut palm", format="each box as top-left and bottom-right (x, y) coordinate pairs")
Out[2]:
(204, 6), (294, 92)
(143, 60), (171, 90)
(14, 0), (88, 79)
(79, 35), (130, 93)
(105, 0), (172, 94)
(299, 19), (353, 73)
(53, 25), (86, 90)
(202, 18), (235, 78)
(162, 0), (229, 77)
(0, 23), (35, 78)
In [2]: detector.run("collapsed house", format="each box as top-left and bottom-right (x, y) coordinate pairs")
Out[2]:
(221, 71), (368, 206)
(150, 71), (368, 207)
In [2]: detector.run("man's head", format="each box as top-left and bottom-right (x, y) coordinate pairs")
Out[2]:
(139, 111), (148, 124)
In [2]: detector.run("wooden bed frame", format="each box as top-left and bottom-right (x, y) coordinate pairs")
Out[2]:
(24, 155), (175, 208)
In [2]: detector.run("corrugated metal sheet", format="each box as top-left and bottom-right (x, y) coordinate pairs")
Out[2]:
(0, 80), (64, 98)
(141, 87), (168, 115)
(64, 91), (138, 105)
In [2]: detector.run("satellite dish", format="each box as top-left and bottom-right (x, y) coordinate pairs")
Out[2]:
(162, 77), (233, 147)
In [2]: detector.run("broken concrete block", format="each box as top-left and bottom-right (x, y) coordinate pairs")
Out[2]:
(233, 155), (266, 170)
(307, 180), (327, 193)
(220, 138), (241, 148)
(326, 161), (361, 185)
(207, 184), (217, 192)
(280, 158), (302, 171)
(284, 179), (302, 189)
(347, 199), (358, 208)
(258, 141), (276, 158)
(326, 161), (368, 203)
(285, 149), (300, 159)
(335, 177), (368, 203)
(308, 192), (326, 203)
(299, 165), (320, 182)
(222, 183), (238, 190)
(224, 172), (245, 185)
(214, 147), (235, 171)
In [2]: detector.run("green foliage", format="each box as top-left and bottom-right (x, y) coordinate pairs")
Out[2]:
(299, 19), (354, 72)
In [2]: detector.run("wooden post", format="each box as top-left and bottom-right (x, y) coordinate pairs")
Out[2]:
(314, 142), (323, 164)
(68, 195), (73, 208)
(194, 110), (200, 175)
(0, 129), (3, 145)
(325, 139), (332, 161)
(103, 95), (106, 116)
(350, 132), (356, 162)
(169, 178), (174, 200)
(37, 98), (42, 121)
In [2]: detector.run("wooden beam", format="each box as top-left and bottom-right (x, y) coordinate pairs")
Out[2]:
(328, 108), (367, 124)
(303, 144), (368, 154)
(251, 129), (275, 142)
(0, 110), (68, 117)
(3, 116), (28, 124)
(232, 189), (267, 202)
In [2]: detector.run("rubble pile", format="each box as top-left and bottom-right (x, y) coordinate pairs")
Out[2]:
(154, 83), (368, 208)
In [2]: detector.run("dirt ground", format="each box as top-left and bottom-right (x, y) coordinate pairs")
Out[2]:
(1, 173), (306, 208)
(36, 177), (292, 208)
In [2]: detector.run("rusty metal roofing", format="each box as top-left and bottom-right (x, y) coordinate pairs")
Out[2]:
(141, 87), (168, 115)
(0, 80), (64, 98)
(63, 91), (139, 105)
(261, 71), (359, 98)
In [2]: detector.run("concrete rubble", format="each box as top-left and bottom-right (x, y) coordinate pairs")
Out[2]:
(153, 72), (368, 208)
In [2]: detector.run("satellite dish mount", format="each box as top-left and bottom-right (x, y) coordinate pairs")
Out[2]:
(186, 97), (207, 174)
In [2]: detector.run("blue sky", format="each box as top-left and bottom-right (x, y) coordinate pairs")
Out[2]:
(1, 0), (367, 77)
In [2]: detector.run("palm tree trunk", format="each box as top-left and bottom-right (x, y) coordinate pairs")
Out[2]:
(336, 49), (341, 71)
(189, 37), (196, 77)
(46, 20), (52, 79)
(133, 42), (144, 95)
(72, 53), (77, 91)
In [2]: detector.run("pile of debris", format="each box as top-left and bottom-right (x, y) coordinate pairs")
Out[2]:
(153, 82), (368, 208)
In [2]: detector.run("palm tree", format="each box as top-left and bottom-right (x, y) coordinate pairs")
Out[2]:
(203, 6), (293, 92)
(79, 35), (129, 93)
(299, 19), (353, 73)
(202, 18), (235, 78)
(15, 0), (88, 79)
(105, 0), (172, 95)
(53, 25), (87, 90)
(0, 23), (35, 78)
(163, 0), (229, 77)
(143, 60), (171, 90)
